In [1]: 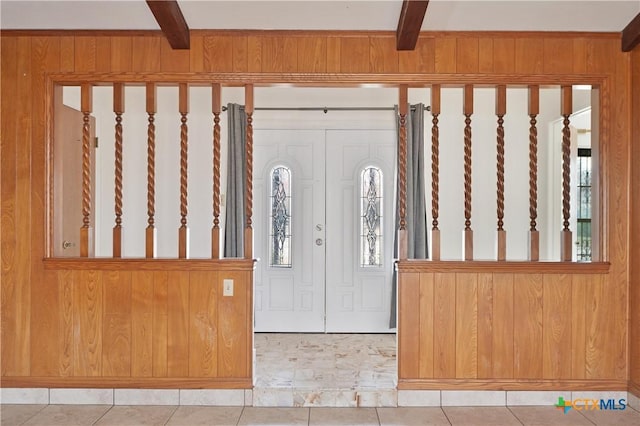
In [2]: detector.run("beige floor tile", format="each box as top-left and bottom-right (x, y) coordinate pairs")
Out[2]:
(508, 406), (594, 425)
(165, 406), (243, 426)
(377, 407), (450, 426)
(443, 407), (520, 426)
(0, 404), (46, 426)
(22, 405), (110, 426)
(238, 407), (310, 425)
(579, 406), (640, 426)
(94, 405), (177, 426)
(309, 407), (379, 425)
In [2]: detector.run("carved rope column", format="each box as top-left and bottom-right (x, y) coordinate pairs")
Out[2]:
(80, 83), (93, 257)
(178, 83), (189, 259)
(463, 85), (474, 260)
(528, 85), (540, 261)
(560, 85), (573, 261)
(495, 85), (507, 261)
(212, 83), (222, 259)
(430, 85), (441, 260)
(145, 83), (157, 258)
(398, 85), (408, 260)
(112, 83), (124, 258)
(244, 84), (254, 259)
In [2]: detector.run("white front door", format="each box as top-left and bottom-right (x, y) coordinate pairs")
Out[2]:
(254, 129), (395, 332)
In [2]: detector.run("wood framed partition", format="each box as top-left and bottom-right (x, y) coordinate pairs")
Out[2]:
(0, 30), (635, 395)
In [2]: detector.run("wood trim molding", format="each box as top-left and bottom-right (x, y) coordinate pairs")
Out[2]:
(0, 377), (251, 389)
(398, 379), (627, 391)
(397, 260), (610, 274)
(629, 381), (640, 398)
(622, 12), (640, 52)
(43, 258), (256, 271)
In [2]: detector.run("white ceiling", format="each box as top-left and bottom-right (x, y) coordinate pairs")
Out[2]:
(1, 0), (639, 33)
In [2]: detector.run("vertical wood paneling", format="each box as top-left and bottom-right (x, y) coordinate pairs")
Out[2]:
(492, 38), (515, 73)
(399, 37), (435, 73)
(204, 36), (233, 72)
(572, 38), (587, 74)
(515, 38), (544, 74)
(152, 271), (168, 377)
(433, 273), (455, 378)
(95, 37), (111, 71)
(435, 37), (456, 73)
(74, 270), (103, 376)
(585, 273), (608, 378)
(167, 271), (189, 376)
(59, 36), (74, 71)
(262, 37), (297, 73)
(189, 34), (204, 72)
(455, 273), (477, 378)
(492, 273), (514, 378)
(478, 39), (494, 73)
(0, 36), (18, 376)
(110, 36), (132, 72)
(247, 36), (262, 72)
(369, 37), (398, 73)
(58, 270), (74, 376)
(571, 274), (587, 379)
(132, 37), (161, 71)
(456, 37), (479, 73)
(418, 273), (434, 378)
(189, 271), (218, 377)
(399, 273), (420, 379)
(340, 37), (369, 73)
(160, 38), (189, 72)
(232, 36), (248, 72)
(131, 271), (153, 377)
(513, 273), (543, 378)
(477, 273), (493, 378)
(297, 37), (327, 73)
(218, 271), (249, 377)
(326, 37), (341, 73)
(543, 38), (574, 74)
(102, 271), (132, 377)
(30, 36), (60, 377)
(542, 274), (572, 379)
(74, 36), (96, 71)
(631, 48), (640, 390)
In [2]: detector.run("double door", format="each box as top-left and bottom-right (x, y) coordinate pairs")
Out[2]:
(253, 129), (395, 332)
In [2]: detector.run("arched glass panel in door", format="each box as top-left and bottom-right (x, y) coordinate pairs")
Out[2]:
(360, 166), (383, 267)
(270, 166), (292, 267)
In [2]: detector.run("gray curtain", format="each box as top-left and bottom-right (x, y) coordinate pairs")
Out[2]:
(390, 103), (428, 328)
(224, 103), (246, 257)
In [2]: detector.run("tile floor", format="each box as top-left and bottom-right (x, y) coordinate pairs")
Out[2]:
(2, 404), (639, 425)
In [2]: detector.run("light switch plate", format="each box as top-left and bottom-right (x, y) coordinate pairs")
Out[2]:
(223, 279), (234, 296)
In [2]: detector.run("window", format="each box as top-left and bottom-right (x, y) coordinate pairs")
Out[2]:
(270, 166), (292, 267)
(576, 148), (592, 261)
(360, 166), (383, 267)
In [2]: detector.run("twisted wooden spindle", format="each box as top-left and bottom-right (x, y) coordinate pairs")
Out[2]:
(212, 83), (221, 258)
(495, 85), (506, 261)
(178, 83), (189, 259)
(145, 83), (157, 258)
(244, 84), (254, 259)
(528, 85), (540, 261)
(560, 85), (573, 261)
(113, 83), (124, 258)
(398, 85), (408, 260)
(80, 83), (93, 257)
(463, 85), (474, 260)
(430, 84), (441, 260)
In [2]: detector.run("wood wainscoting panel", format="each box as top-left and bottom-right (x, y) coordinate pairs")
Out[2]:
(189, 271), (219, 378)
(167, 271), (189, 377)
(455, 273), (478, 379)
(631, 47), (640, 397)
(513, 273), (543, 379)
(131, 271), (154, 377)
(541, 274), (572, 379)
(102, 271), (132, 377)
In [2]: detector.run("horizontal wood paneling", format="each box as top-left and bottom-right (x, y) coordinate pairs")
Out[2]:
(0, 30), (632, 391)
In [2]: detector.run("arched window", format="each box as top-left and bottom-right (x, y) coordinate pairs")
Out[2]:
(360, 166), (383, 267)
(270, 166), (292, 267)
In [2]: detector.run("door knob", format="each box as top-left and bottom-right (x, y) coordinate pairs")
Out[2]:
(62, 240), (75, 250)
(315, 238), (323, 246)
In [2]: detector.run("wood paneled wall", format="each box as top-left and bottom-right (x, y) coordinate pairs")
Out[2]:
(630, 48), (640, 399)
(0, 30), (634, 390)
(397, 263), (625, 389)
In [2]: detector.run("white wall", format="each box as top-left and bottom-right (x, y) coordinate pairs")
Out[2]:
(62, 86), (592, 260)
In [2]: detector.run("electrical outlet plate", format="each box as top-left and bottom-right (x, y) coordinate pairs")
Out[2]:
(223, 279), (233, 296)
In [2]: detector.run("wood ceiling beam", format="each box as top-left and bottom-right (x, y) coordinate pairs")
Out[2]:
(396, 0), (430, 51)
(146, 0), (190, 49)
(622, 12), (640, 52)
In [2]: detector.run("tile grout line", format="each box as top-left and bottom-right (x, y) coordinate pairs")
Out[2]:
(91, 404), (114, 425)
(505, 406), (525, 426)
(163, 404), (180, 426)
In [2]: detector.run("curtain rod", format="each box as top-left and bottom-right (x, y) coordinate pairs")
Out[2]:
(221, 105), (431, 113)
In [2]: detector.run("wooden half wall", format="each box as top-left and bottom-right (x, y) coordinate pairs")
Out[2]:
(631, 48), (640, 399)
(0, 30), (634, 390)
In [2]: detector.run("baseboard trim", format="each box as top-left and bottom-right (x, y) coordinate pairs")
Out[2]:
(398, 379), (627, 391)
(0, 377), (252, 389)
(629, 381), (640, 397)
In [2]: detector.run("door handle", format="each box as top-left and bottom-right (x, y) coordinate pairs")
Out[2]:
(315, 238), (323, 246)
(62, 240), (75, 250)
